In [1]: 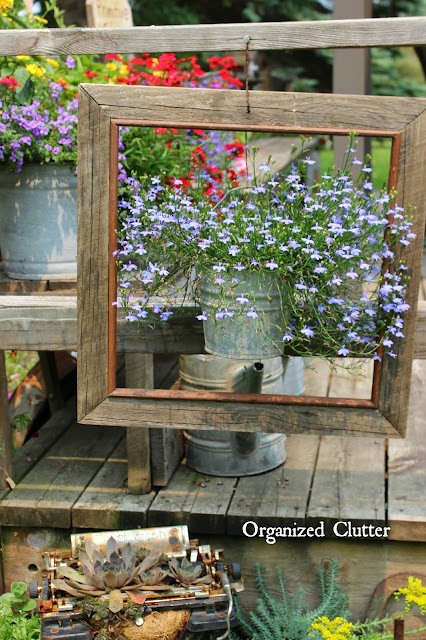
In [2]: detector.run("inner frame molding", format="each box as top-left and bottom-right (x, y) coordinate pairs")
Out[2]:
(77, 84), (426, 437)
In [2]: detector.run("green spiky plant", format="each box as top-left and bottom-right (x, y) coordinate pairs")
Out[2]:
(232, 561), (350, 640)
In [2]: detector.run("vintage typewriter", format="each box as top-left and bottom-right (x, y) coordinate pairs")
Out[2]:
(27, 526), (243, 639)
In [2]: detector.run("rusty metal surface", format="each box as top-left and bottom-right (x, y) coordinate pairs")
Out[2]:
(71, 525), (190, 557)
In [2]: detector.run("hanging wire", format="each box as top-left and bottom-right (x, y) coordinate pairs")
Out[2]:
(244, 130), (249, 179)
(243, 34), (251, 114)
(243, 35), (251, 177)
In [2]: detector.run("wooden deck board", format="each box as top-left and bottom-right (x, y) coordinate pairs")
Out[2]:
(148, 464), (236, 534)
(226, 435), (320, 535)
(388, 359), (426, 541)
(0, 357), (424, 540)
(307, 436), (386, 534)
(1, 294), (426, 357)
(0, 399), (76, 502)
(0, 423), (122, 527)
(307, 360), (386, 534)
(72, 439), (156, 530)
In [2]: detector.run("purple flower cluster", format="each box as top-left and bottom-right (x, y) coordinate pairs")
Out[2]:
(0, 85), (78, 171)
(115, 144), (414, 363)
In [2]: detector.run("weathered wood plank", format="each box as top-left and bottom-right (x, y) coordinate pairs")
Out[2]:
(1, 17), (426, 56)
(0, 423), (123, 527)
(379, 113), (426, 436)
(148, 464), (236, 534)
(1, 527), (72, 593)
(72, 439), (156, 529)
(226, 435), (320, 535)
(308, 364), (385, 534)
(88, 85), (426, 133)
(225, 358), (328, 534)
(125, 353), (152, 494)
(81, 394), (397, 436)
(414, 300), (426, 358)
(388, 359), (426, 541)
(0, 265), (75, 293)
(306, 436), (386, 535)
(77, 86), (113, 421)
(0, 398), (77, 503)
(0, 350), (13, 490)
(1, 296), (425, 357)
(0, 296), (77, 350)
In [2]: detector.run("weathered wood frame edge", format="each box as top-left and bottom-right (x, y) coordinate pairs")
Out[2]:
(1, 16), (426, 55)
(77, 85), (426, 437)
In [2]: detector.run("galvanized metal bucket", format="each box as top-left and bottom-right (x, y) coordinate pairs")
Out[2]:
(181, 354), (305, 476)
(0, 163), (77, 280)
(197, 269), (286, 359)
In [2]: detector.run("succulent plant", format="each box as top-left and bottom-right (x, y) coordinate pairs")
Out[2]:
(55, 536), (160, 612)
(136, 566), (170, 589)
(168, 557), (211, 587)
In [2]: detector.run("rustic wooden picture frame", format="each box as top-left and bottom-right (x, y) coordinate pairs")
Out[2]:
(77, 84), (426, 438)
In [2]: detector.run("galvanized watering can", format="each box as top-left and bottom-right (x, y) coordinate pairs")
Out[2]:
(181, 355), (304, 476)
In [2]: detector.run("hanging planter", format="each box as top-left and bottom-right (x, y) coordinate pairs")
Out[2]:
(0, 163), (77, 280)
(77, 84), (425, 439)
(197, 268), (286, 359)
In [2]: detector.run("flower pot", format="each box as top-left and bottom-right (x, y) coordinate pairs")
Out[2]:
(0, 163), (77, 280)
(198, 268), (286, 359)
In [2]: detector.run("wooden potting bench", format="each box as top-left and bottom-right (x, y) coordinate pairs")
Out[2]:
(0, 15), (426, 621)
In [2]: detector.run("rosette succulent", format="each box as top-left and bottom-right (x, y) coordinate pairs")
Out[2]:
(56, 537), (160, 612)
(168, 557), (211, 587)
(136, 566), (171, 589)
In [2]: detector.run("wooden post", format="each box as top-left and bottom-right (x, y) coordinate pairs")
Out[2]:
(0, 351), (14, 490)
(333, 0), (372, 167)
(125, 353), (152, 494)
(394, 619), (405, 640)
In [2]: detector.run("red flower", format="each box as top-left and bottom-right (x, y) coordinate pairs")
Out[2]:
(128, 57), (146, 66)
(84, 70), (100, 78)
(105, 53), (122, 62)
(225, 141), (245, 157)
(0, 76), (20, 89)
(207, 55), (238, 70)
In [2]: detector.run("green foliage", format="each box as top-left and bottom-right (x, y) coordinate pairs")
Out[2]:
(81, 597), (145, 640)
(0, 607), (40, 640)
(372, 48), (425, 97)
(232, 561), (350, 640)
(0, 582), (37, 614)
(5, 350), (39, 396)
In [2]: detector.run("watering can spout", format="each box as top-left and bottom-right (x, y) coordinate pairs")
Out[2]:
(228, 362), (264, 456)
